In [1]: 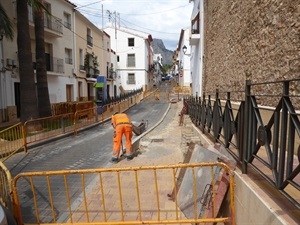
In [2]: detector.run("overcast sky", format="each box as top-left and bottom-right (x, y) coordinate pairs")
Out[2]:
(70, 0), (193, 51)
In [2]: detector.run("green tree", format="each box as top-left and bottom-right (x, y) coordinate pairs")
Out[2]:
(0, 3), (13, 40)
(162, 64), (172, 75)
(33, 0), (52, 117)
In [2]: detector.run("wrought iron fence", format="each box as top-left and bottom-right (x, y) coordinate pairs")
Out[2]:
(185, 79), (300, 210)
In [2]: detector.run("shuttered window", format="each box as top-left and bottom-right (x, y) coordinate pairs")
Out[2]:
(127, 54), (135, 67)
(128, 38), (134, 46)
(127, 73), (136, 84)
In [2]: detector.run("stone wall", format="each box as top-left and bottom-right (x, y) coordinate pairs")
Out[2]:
(203, 0), (300, 104)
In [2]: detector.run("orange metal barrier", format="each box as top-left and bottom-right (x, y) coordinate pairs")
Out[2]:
(0, 161), (13, 208)
(74, 107), (97, 135)
(51, 101), (94, 116)
(11, 162), (235, 225)
(1, 92), (144, 151)
(0, 123), (25, 162)
(24, 113), (75, 145)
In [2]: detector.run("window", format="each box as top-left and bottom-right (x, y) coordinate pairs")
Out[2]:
(127, 73), (136, 84)
(79, 49), (84, 70)
(64, 12), (71, 29)
(65, 48), (72, 64)
(43, 2), (51, 29)
(117, 55), (120, 62)
(87, 28), (93, 46)
(128, 38), (134, 47)
(127, 54), (135, 67)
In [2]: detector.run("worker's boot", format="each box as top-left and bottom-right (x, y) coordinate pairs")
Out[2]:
(126, 155), (133, 161)
(110, 157), (119, 164)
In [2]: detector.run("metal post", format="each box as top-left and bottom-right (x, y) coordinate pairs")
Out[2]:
(278, 81), (289, 187)
(242, 80), (251, 174)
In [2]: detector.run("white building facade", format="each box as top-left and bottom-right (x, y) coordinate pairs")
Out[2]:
(189, 0), (204, 97)
(104, 26), (153, 92)
(177, 28), (191, 88)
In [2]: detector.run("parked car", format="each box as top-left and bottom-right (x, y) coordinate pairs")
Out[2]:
(165, 75), (172, 80)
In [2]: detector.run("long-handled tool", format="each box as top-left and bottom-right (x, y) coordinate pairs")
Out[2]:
(119, 139), (126, 157)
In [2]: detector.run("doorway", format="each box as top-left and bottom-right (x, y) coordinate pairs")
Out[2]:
(66, 85), (73, 102)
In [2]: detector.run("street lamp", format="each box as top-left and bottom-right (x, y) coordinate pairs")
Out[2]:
(182, 45), (191, 56)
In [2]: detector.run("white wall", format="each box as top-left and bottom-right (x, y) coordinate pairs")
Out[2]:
(179, 29), (191, 87)
(105, 26), (150, 91)
(190, 0), (204, 97)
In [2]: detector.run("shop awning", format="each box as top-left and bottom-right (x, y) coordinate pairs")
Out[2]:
(94, 83), (104, 88)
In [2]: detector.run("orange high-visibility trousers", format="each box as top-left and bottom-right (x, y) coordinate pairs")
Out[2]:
(112, 124), (133, 158)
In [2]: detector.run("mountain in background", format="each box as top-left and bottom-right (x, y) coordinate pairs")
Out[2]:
(152, 39), (174, 66)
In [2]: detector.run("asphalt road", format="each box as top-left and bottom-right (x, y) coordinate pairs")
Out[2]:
(4, 82), (174, 223)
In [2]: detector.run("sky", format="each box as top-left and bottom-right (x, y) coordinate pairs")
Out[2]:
(70, 0), (193, 51)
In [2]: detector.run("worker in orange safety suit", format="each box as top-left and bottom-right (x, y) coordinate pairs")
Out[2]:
(110, 112), (133, 163)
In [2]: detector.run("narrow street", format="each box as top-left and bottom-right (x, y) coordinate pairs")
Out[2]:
(4, 82), (175, 223)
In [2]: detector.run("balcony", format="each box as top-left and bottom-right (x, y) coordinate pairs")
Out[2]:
(65, 58), (72, 65)
(28, 12), (63, 37)
(86, 68), (99, 78)
(32, 53), (64, 74)
(190, 29), (200, 46)
(87, 35), (93, 47)
(79, 65), (85, 71)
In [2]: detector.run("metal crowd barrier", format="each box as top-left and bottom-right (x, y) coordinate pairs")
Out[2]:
(0, 161), (13, 209)
(24, 113), (75, 145)
(0, 91), (144, 158)
(0, 123), (25, 162)
(11, 162), (235, 225)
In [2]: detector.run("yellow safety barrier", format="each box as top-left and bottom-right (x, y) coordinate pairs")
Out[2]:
(0, 161), (13, 208)
(74, 107), (97, 136)
(12, 162), (235, 225)
(0, 123), (25, 162)
(24, 113), (75, 145)
(0, 92), (144, 154)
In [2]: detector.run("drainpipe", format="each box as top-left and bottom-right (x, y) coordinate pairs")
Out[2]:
(72, 9), (77, 101)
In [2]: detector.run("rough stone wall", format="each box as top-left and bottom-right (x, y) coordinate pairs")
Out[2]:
(203, 0), (300, 103)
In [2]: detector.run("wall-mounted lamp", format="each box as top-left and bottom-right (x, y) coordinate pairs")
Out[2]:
(182, 45), (191, 56)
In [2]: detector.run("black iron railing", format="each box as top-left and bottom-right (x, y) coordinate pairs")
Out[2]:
(103, 88), (143, 105)
(185, 79), (300, 209)
(32, 53), (64, 73)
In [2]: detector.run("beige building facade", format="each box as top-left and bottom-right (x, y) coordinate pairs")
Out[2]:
(0, 0), (112, 123)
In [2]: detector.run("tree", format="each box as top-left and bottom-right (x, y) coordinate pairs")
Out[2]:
(17, 0), (39, 122)
(33, 0), (52, 117)
(0, 3), (13, 40)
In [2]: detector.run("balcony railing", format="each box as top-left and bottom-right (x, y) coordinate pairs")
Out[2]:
(127, 79), (136, 84)
(28, 11), (63, 35)
(65, 58), (72, 65)
(32, 53), (64, 74)
(87, 35), (93, 47)
(64, 21), (71, 30)
(86, 68), (99, 78)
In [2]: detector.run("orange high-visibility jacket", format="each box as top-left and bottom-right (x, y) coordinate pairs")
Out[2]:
(111, 113), (131, 128)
